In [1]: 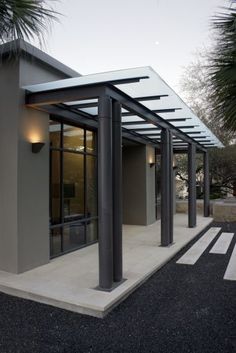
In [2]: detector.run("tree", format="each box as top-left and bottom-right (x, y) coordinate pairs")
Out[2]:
(209, 145), (236, 196)
(209, 1), (236, 132)
(180, 49), (234, 146)
(175, 145), (236, 199)
(0, 0), (58, 47)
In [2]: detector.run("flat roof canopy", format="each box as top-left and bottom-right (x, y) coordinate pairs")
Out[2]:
(24, 66), (223, 149)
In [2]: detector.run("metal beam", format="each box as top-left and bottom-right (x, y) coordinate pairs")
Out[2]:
(146, 130), (204, 136)
(112, 100), (123, 282)
(122, 108), (182, 116)
(193, 135), (211, 139)
(192, 140), (212, 143)
(165, 118), (190, 122)
(98, 95), (113, 290)
(133, 125), (197, 132)
(134, 94), (168, 101)
(185, 131), (204, 135)
(26, 82), (207, 152)
(26, 85), (104, 106)
(204, 151), (210, 217)
(153, 108), (182, 113)
(188, 143), (197, 228)
(122, 118), (189, 125)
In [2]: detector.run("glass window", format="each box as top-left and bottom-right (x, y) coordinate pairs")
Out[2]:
(86, 155), (97, 217)
(86, 130), (96, 153)
(50, 151), (61, 225)
(63, 125), (84, 152)
(86, 220), (98, 243)
(63, 222), (86, 252)
(50, 227), (62, 257)
(49, 121), (61, 148)
(63, 152), (85, 222)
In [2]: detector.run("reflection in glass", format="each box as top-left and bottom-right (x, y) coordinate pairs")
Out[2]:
(50, 227), (62, 257)
(63, 125), (84, 152)
(86, 220), (98, 243)
(86, 130), (96, 153)
(49, 121), (61, 148)
(63, 222), (86, 252)
(49, 121), (98, 257)
(86, 156), (97, 217)
(50, 151), (61, 225)
(63, 152), (84, 221)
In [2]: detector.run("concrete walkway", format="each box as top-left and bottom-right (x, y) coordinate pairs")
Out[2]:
(0, 214), (212, 317)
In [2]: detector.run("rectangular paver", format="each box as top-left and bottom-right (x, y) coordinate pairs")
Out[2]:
(224, 243), (236, 280)
(177, 227), (221, 265)
(210, 232), (234, 254)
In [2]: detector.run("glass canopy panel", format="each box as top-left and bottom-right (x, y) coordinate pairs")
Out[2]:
(24, 66), (223, 148)
(122, 116), (144, 123)
(65, 99), (98, 106)
(138, 130), (161, 134)
(77, 107), (98, 116)
(123, 124), (157, 130)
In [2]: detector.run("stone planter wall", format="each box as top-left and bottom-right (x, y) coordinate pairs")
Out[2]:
(176, 198), (236, 222)
(213, 200), (236, 222)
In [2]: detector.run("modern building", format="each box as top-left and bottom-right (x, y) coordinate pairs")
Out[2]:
(0, 40), (223, 292)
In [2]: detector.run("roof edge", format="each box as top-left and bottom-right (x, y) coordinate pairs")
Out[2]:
(0, 39), (80, 78)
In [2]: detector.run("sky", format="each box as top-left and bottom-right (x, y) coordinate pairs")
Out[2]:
(38, 0), (227, 93)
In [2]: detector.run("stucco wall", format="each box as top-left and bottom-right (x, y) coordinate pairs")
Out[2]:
(122, 145), (156, 225)
(0, 59), (19, 272)
(0, 53), (73, 273)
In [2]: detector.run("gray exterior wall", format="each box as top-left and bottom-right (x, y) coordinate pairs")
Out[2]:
(122, 145), (156, 225)
(0, 59), (19, 272)
(0, 52), (75, 273)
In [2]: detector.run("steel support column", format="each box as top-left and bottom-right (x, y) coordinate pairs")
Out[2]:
(98, 95), (113, 290)
(188, 143), (197, 227)
(169, 131), (174, 244)
(203, 151), (210, 217)
(112, 100), (123, 282)
(161, 129), (173, 246)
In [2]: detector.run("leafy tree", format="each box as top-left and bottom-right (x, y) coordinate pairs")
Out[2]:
(180, 49), (234, 146)
(175, 145), (236, 199)
(0, 0), (58, 47)
(175, 154), (205, 199)
(209, 1), (236, 132)
(209, 145), (236, 196)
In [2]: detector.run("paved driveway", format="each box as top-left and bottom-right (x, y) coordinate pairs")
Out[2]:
(0, 221), (236, 353)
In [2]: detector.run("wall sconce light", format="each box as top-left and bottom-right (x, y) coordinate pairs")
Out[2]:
(149, 156), (155, 168)
(32, 142), (45, 153)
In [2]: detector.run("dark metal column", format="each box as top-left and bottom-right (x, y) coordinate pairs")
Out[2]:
(161, 128), (172, 246)
(188, 143), (197, 228)
(203, 151), (210, 217)
(112, 100), (123, 282)
(98, 95), (113, 290)
(169, 131), (174, 244)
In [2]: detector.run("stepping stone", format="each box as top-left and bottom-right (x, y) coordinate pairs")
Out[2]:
(177, 227), (221, 265)
(210, 232), (234, 254)
(224, 243), (236, 280)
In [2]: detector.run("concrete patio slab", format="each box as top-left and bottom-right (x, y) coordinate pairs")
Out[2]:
(0, 214), (212, 318)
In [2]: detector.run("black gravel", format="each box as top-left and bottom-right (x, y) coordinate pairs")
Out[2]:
(0, 221), (236, 353)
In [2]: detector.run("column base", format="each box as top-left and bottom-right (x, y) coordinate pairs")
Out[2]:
(95, 278), (127, 292)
